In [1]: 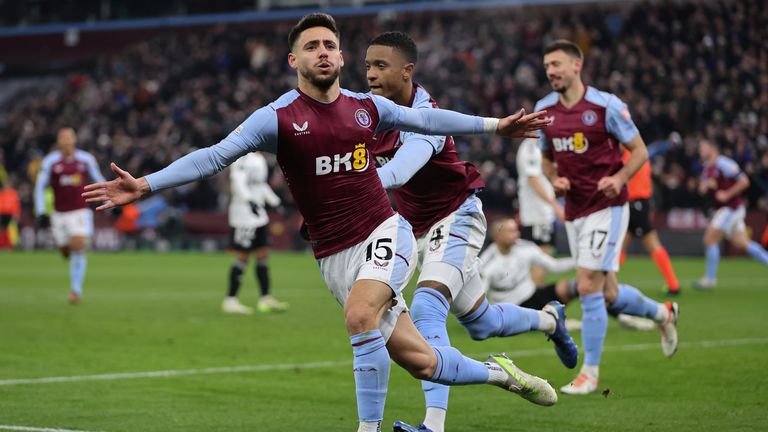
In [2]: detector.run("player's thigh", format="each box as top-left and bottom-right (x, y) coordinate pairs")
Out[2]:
(449, 263), (486, 317)
(319, 213), (416, 340)
(418, 195), (486, 298)
(571, 204), (629, 273)
(229, 226), (258, 252)
(52, 209), (91, 248)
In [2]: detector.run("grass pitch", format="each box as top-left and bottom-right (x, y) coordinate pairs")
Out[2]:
(1, 251), (767, 431)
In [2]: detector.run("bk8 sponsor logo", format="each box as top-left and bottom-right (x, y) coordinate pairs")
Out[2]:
(552, 132), (589, 154)
(315, 143), (369, 175)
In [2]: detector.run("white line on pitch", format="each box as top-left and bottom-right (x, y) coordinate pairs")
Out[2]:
(1, 337), (767, 387)
(0, 426), (102, 432)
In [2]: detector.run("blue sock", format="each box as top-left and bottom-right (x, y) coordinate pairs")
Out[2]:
(70, 253), (87, 295)
(581, 292), (607, 367)
(350, 330), (390, 422)
(458, 299), (540, 340)
(706, 244), (720, 282)
(411, 288), (451, 410)
(611, 284), (659, 320)
(430, 346), (489, 385)
(747, 241), (768, 266)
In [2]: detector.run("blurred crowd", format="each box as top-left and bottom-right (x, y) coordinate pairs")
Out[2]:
(1, 0), (767, 222)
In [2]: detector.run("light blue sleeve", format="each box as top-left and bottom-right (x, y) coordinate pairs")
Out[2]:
(716, 156), (744, 179)
(605, 95), (640, 144)
(85, 154), (106, 183)
(377, 134), (436, 189)
(370, 94), (484, 136)
(145, 106), (278, 192)
(34, 158), (51, 216)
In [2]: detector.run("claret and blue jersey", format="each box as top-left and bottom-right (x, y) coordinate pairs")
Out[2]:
(145, 87), (489, 258)
(535, 86), (640, 221)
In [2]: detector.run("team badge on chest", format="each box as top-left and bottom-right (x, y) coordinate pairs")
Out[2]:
(581, 110), (597, 126)
(354, 109), (372, 128)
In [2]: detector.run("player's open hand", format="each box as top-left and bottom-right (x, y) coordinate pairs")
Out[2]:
(552, 177), (571, 197)
(496, 109), (552, 139)
(82, 163), (148, 211)
(597, 175), (624, 198)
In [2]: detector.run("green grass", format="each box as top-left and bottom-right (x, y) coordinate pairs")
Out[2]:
(1, 251), (767, 431)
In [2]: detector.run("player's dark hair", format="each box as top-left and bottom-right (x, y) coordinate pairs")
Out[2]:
(543, 39), (583, 60)
(369, 31), (418, 64)
(288, 13), (340, 51)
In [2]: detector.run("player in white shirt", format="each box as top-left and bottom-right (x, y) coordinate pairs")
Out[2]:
(481, 218), (655, 333)
(224, 152), (288, 314)
(516, 138), (565, 286)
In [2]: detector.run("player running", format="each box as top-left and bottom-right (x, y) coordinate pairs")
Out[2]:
(536, 40), (679, 394)
(84, 13), (557, 432)
(366, 32), (577, 432)
(34, 127), (106, 303)
(694, 138), (768, 288)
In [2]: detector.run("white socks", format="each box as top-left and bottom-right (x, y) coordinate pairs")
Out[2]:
(538, 310), (557, 334)
(423, 407), (446, 432)
(581, 364), (599, 379)
(654, 303), (670, 323)
(357, 420), (381, 432)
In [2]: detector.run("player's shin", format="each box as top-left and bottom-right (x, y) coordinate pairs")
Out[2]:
(69, 252), (87, 295)
(747, 241), (768, 265)
(351, 330), (390, 430)
(410, 287), (451, 429)
(580, 292), (607, 374)
(459, 299), (553, 338)
(705, 244), (720, 282)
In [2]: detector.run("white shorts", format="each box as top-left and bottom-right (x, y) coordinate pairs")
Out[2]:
(565, 204), (628, 273)
(51, 208), (93, 247)
(416, 195), (487, 317)
(709, 206), (746, 239)
(318, 213), (417, 341)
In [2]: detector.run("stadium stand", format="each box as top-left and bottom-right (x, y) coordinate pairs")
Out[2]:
(0, 0), (766, 247)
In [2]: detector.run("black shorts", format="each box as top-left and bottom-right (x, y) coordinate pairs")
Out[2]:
(229, 225), (269, 251)
(628, 199), (654, 238)
(520, 223), (556, 247)
(518, 283), (558, 310)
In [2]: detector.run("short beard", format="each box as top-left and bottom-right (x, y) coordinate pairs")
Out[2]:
(302, 67), (340, 91)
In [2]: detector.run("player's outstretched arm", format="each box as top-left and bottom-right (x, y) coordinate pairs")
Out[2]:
(83, 163), (148, 211)
(372, 94), (549, 138)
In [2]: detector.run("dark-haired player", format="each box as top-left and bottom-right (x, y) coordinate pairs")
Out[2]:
(84, 13), (557, 432)
(537, 40), (679, 394)
(365, 32), (577, 432)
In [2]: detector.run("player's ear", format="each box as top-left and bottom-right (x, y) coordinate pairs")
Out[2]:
(573, 57), (583, 74)
(287, 52), (297, 70)
(339, 50), (344, 67)
(403, 63), (414, 81)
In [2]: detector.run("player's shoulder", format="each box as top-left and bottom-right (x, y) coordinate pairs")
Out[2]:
(268, 89), (301, 111)
(716, 155), (741, 171)
(340, 88), (374, 101)
(74, 149), (97, 161)
(41, 150), (63, 166)
(515, 239), (540, 254)
(584, 86), (624, 110)
(534, 92), (559, 111)
(412, 84), (436, 109)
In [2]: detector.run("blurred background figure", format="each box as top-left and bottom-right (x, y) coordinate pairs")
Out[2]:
(0, 161), (21, 250)
(33, 127), (105, 303)
(224, 152), (287, 314)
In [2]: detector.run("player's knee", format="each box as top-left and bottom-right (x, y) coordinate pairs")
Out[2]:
(416, 280), (452, 302)
(344, 308), (378, 334)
